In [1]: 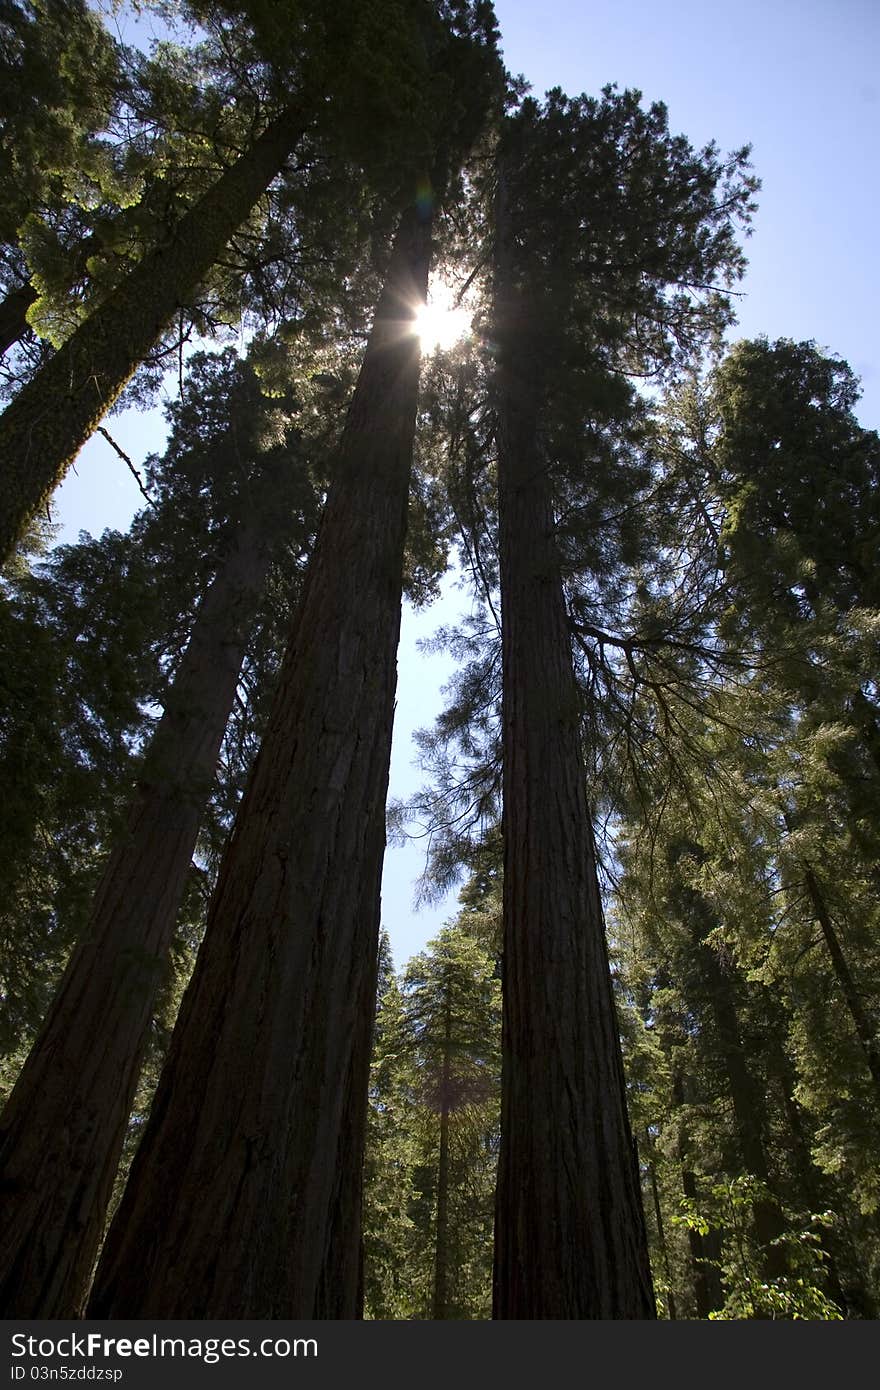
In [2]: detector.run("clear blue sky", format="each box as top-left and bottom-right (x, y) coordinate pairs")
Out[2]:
(53, 0), (880, 967)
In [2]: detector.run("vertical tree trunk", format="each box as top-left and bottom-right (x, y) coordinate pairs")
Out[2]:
(491, 171), (655, 1320)
(88, 203), (432, 1320)
(671, 1072), (723, 1318)
(765, 1015), (850, 1314)
(432, 994), (452, 1320)
(643, 1127), (677, 1319)
(804, 865), (880, 1105)
(0, 514), (273, 1316)
(695, 938), (788, 1282)
(680, 1167), (724, 1318)
(0, 105), (303, 564)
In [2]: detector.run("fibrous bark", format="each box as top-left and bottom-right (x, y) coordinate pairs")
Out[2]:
(491, 173), (655, 1320)
(89, 204), (432, 1319)
(0, 514), (272, 1316)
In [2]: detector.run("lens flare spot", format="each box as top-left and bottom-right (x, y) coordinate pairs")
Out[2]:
(414, 281), (471, 353)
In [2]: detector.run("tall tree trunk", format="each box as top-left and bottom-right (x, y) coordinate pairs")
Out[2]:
(0, 512), (272, 1317)
(804, 865), (880, 1105)
(643, 1127), (677, 1319)
(491, 171), (655, 1320)
(671, 1072), (723, 1318)
(0, 105), (303, 564)
(764, 1012), (851, 1314)
(88, 203), (432, 1320)
(0, 280), (37, 357)
(695, 938), (788, 1282)
(680, 1167), (724, 1318)
(432, 994), (452, 1320)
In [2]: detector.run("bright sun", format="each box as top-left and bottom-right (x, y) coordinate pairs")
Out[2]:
(414, 280), (471, 353)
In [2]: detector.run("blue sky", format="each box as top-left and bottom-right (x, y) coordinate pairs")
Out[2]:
(52, 0), (880, 966)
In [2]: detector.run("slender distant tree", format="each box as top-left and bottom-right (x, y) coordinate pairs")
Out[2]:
(362, 920), (501, 1320)
(407, 925), (501, 1319)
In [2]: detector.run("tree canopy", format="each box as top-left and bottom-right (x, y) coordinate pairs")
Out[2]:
(0, 0), (876, 1323)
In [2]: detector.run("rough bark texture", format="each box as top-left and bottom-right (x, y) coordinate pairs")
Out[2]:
(0, 516), (272, 1316)
(491, 176), (655, 1320)
(88, 207), (432, 1320)
(0, 106), (301, 564)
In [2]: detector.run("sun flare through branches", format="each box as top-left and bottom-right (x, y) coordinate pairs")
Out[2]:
(414, 279), (472, 353)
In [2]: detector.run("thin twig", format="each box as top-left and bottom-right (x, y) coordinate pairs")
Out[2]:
(97, 427), (154, 507)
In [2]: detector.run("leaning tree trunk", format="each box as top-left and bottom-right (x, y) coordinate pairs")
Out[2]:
(88, 203), (432, 1320)
(491, 174), (655, 1320)
(0, 512), (272, 1317)
(0, 104), (303, 564)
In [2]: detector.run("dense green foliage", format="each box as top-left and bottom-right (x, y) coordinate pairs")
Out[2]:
(363, 921), (501, 1318)
(0, 0), (875, 1321)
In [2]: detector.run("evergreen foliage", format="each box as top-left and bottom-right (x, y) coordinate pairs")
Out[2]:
(0, 0), (876, 1321)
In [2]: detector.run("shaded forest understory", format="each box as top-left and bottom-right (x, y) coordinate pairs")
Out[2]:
(0, 0), (877, 1319)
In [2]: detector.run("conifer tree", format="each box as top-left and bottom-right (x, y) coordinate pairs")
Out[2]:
(0, 0), (125, 355)
(0, 0), (451, 561)
(489, 88), (755, 1319)
(0, 350), (315, 1315)
(89, 5), (501, 1320)
(87, 197), (435, 1319)
(363, 920), (501, 1319)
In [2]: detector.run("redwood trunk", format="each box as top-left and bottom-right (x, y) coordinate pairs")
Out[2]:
(491, 176), (655, 1320)
(88, 205), (432, 1319)
(0, 515), (272, 1316)
(0, 106), (302, 564)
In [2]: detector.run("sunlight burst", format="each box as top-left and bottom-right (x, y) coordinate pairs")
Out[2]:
(414, 280), (471, 353)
